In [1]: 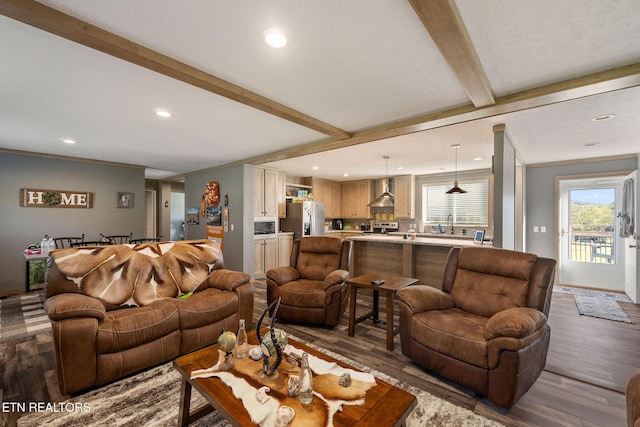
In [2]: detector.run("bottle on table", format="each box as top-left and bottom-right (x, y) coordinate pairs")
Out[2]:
(299, 352), (313, 404)
(235, 319), (248, 359)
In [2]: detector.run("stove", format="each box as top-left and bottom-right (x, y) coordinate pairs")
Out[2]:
(372, 221), (399, 234)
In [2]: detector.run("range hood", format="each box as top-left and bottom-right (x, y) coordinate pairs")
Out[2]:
(368, 177), (394, 208)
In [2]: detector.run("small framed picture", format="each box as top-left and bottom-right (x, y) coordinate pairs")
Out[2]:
(117, 192), (134, 208)
(473, 229), (485, 245)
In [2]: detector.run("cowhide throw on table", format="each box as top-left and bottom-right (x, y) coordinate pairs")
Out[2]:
(190, 344), (376, 427)
(51, 240), (220, 307)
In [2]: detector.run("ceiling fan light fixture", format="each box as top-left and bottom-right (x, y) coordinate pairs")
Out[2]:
(446, 144), (467, 194)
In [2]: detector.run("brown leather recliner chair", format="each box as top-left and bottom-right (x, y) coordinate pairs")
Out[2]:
(266, 237), (352, 327)
(397, 246), (556, 409)
(628, 371), (640, 427)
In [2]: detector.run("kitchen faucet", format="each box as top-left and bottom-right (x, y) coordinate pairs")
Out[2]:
(447, 214), (454, 234)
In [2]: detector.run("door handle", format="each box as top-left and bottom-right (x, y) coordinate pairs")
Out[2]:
(630, 245), (639, 249)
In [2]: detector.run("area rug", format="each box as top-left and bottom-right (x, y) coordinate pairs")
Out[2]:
(17, 337), (503, 427)
(0, 291), (49, 342)
(554, 285), (634, 323)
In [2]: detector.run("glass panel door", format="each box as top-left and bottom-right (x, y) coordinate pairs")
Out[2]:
(568, 188), (615, 263)
(559, 177), (624, 290)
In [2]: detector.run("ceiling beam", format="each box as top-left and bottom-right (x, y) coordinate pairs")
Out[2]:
(244, 63), (640, 165)
(0, 0), (352, 140)
(408, 0), (495, 108)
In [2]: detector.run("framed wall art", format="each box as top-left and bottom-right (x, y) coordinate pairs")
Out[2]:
(117, 192), (134, 208)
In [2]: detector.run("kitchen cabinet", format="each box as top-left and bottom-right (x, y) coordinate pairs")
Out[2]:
(278, 233), (293, 267)
(312, 178), (342, 218)
(341, 180), (373, 219)
(254, 167), (278, 218)
(277, 173), (286, 218)
(393, 175), (415, 219)
(254, 237), (277, 278)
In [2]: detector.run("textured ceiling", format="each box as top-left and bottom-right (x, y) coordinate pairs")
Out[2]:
(1, 0), (639, 180)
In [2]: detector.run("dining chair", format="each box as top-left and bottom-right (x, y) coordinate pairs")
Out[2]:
(70, 240), (113, 247)
(53, 234), (85, 249)
(129, 235), (164, 244)
(102, 233), (133, 244)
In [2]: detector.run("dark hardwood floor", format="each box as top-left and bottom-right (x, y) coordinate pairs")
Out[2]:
(2, 282), (638, 427)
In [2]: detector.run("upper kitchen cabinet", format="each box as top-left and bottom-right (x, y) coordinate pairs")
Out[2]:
(277, 173), (286, 218)
(312, 178), (342, 218)
(254, 167), (278, 218)
(341, 180), (373, 219)
(393, 175), (415, 219)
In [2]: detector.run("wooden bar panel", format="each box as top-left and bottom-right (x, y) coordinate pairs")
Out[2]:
(350, 239), (458, 289)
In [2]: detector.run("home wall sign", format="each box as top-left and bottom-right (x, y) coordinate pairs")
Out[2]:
(20, 188), (94, 208)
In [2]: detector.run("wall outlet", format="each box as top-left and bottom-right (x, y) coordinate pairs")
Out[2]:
(540, 226), (546, 233)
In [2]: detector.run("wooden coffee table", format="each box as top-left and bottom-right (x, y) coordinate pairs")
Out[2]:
(173, 330), (416, 427)
(347, 273), (418, 351)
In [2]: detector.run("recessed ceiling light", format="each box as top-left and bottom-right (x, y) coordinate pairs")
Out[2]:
(155, 110), (172, 118)
(263, 29), (287, 48)
(343, 173), (349, 177)
(591, 114), (615, 121)
(474, 157), (483, 161)
(397, 166), (404, 170)
(62, 139), (77, 144)
(312, 166), (319, 170)
(584, 142), (600, 147)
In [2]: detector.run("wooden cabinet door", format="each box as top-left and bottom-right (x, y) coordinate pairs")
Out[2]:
(263, 169), (278, 217)
(253, 240), (265, 277)
(264, 238), (278, 272)
(312, 178), (325, 204)
(254, 169), (265, 217)
(277, 173), (287, 218)
(353, 180), (372, 218)
(394, 175), (415, 219)
(277, 234), (293, 267)
(255, 168), (278, 217)
(330, 181), (342, 218)
(341, 182), (354, 217)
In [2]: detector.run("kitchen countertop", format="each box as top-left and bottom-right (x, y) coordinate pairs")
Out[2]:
(388, 232), (475, 240)
(346, 234), (485, 247)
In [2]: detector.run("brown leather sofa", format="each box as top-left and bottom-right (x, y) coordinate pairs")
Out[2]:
(44, 240), (254, 395)
(397, 246), (556, 409)
(266, 236), (352, 327)
(628, 371), (640, 427)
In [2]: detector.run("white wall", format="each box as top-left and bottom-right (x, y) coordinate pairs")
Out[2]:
(170, 191), (185, 240)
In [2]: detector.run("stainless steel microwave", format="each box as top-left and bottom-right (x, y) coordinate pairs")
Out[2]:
(254, 220), (276, 236)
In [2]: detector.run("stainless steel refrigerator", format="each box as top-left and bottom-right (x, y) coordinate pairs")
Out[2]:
(280, 201), (325, 240)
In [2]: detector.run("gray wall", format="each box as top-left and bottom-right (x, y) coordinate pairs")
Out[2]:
(526, 156), (637, 259)
(0, 152), (145, 295)
(184, 163), (253, 273)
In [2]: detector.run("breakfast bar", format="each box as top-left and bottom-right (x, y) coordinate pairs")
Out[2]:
(346, 235), (483, 289)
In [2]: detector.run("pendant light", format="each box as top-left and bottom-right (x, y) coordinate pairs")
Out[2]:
(446, 144), (467, 194)
(368, 155), (395, 207)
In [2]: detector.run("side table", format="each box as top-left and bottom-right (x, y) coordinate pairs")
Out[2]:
(23, 252), (48, 292)
(347, 273), (418, 351)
